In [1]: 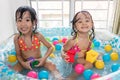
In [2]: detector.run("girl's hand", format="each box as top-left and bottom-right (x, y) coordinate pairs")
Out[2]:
(61, 52), (70, 63)
(35, 57), (46, 67)
(97, 54), (103, 60)
(22, 60), (32, 70)
(78, 52), (85, 58)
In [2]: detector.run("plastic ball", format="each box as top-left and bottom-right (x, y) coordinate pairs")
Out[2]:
(94, 41), (100, 48)
(91, 73), (100, 80)
(8, 55), (17, 63)
(31, 60), (39, 68)
(52, 37), (59, 42)
(83, 69), (93, 80)
(55, 44), (62, 51)
(11, 51), (16, 55)
(38, 70), (49, 79)
(110, 52), (119, 61)
(95, 60), (104, 69)
(53, 40), (59, 45)
(102, 53), (111, 62)
(45, 37), (51, 42)
(111, 63), (119, 72)
(104, 44), (112, 52)
(49, 53), (55, 58)
(91, 42), (94, 48)
(52, 45), (56, 52)
(27, 57), (39, 68)
(62, 38), (67, 43)
(58, 39), (62, 43)
(74, 64), (84, 74)
(27, 71), (38, 78)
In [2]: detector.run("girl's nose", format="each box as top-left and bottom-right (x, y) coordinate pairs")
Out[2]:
(82, 21), (86, 25)
(21, 20), (26, 26)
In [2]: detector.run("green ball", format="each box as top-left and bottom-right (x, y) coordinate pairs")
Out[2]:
(31, 60), (39, 68)
(46, 37), (51, 42)
(91, 42), (94, 48)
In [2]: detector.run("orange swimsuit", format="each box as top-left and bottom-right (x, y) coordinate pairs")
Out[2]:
(18, 35), (40, 51)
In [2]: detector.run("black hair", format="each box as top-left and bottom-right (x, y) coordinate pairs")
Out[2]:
(15, 6), (37, 34)
(71, 11), (95, 40)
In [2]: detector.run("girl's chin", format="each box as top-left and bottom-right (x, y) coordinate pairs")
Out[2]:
(78, 30), (90, 33)
(21, 32), (28, 35)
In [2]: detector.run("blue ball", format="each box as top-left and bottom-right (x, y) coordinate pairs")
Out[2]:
(52, 37), (59, 42)
(94, 41), (100, 48)
(55, 44), (62, 51)
(111, 63), (119, 72)
(83, 69), (93, 80)
(102, 53), (110, 62)
(38, 70), (49, 79)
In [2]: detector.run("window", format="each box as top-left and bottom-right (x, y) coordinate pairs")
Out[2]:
(30, 0), (69, 28)
(30, 0), (114, 30)
(75, 0), (114, 30)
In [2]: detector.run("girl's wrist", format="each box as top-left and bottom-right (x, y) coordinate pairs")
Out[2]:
(20, 61), (25, 66)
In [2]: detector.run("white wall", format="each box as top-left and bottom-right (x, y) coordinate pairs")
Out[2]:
(0, 0), (30, 44)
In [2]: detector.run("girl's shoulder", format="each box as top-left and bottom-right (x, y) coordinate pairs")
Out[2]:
(14, 33), (20, 40)
(14, 33), (20, 43)
(34, 32), (42, 36)
(34, 32), (45, 40)
(65, 37), (75, 45)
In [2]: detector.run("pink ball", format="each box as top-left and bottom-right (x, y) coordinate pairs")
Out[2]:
(91, 73), (100, 80)
(53, 40), (59, 45)
(27, 71), (38, 79)
(74, 64), (84, 74)
(62, 38), (67, 43)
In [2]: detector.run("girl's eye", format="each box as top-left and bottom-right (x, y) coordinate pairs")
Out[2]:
(86, 20), (90, 22)
(78, 21), (82, 23)
(17, 19), (22, 22)
(26, 19), (31, 22)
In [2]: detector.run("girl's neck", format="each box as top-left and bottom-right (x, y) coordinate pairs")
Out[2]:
(77, 32), (88, 39)
(22, 32), (33, 38)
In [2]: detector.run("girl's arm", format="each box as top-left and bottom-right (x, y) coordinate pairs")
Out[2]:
(63, 39), (74, 52)
(37, 33), (53, 59)
(61, 39), (74, 62)
(14, 34), (32, 70)
(14, 34), (25, 65)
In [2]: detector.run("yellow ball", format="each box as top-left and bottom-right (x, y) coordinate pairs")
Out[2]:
(8, 55), (17, 63)
(104, 44), (112, 52)
(49, 53), (55, 58)
(58, 39), (62, 43)
(95, 60), (104, 69)
(52, 45), (56, 52)
(110, 52), (119, 61)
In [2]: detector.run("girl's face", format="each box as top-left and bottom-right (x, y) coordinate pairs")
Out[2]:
(16, 11), (35, 35)
(75, 12), (93, 33)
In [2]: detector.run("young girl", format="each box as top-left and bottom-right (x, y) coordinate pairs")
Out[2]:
(13, 6), (63, 79)
(62, 11), (95, 80)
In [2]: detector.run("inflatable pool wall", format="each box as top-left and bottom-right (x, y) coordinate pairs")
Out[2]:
(0, 27), (120, 80)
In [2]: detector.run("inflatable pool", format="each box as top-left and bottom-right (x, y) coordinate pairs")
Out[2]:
(0, 27), (120, 80)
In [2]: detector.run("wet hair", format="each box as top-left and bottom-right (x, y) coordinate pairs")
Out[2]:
(71, 11), (95, 40)
(15, 6), (37, 34)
